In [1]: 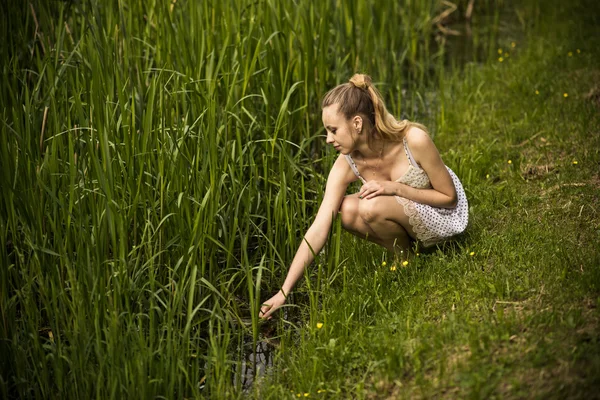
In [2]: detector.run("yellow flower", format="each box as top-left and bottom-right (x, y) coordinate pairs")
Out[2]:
(486, 174), (490, 179)
(504, 53), (509, 57)
(416, 253), (420, 256)
(382, 261), (387, 267)
(470, 251), (475, 256)
(568, 51), (573, 57)
(390, 265), (397, 271)
(498, 57), (504, 62)
(402, 260), (409, 267)
(577, 49), (581, 53)
(573, 160), (578, 165)
(508, 160), (512, 164)
(498, 48), (503, 54)
(317, 389), (325, 394)
(535, 90), (539, 95)
(316, 322), (323, 329)
(563, 93), (568, 98)
(304, 394), (310, 397)
(511, 42), (516, 48)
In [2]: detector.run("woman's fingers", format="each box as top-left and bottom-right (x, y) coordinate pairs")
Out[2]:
(359, 182), (383, 199)
(359, 183), (372, 198)
(260, 292), (286, 320)
(365, 187), (383, 199)
(260, 302), (279, 319)
(260, 303), (272, 319)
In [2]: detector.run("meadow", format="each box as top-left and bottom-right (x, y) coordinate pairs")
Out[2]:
(1, 0), (599, 398)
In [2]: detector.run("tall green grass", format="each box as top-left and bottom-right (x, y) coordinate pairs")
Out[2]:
(1, 0), (516, 398)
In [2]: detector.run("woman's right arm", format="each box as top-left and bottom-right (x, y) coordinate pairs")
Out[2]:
(260, 155), (356, 319)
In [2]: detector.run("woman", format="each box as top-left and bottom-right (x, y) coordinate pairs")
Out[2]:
(260, 74), (468, 319)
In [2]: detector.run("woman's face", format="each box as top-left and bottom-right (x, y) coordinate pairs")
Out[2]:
(322, 103), (360, 154)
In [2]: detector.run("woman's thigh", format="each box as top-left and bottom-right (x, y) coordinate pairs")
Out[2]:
(358, 195), (418, 239)
(339, 193), (418, 240)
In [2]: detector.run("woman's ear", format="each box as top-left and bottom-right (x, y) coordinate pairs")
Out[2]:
(353, 115), (363, 133)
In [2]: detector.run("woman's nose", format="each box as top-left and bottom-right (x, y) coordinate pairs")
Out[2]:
(326, 133), (334, 144)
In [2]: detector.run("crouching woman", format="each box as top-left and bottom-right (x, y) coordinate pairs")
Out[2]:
(260, 74), (468, 319)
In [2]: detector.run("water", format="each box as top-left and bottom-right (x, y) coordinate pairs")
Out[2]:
(234, 323), (278, 390)
(232, 302), (302, 392)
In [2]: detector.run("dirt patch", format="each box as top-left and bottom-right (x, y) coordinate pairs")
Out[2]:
(585, 85), (600, 108)
(520, 163), (558, 180)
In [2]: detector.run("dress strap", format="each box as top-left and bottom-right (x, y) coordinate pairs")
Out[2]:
(344, 155), (367, 184)
(403, 138), (419, 168)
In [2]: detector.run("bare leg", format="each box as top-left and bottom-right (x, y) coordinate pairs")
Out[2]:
(339, 194), (416, 253)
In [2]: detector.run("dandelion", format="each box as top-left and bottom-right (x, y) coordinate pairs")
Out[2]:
(563, 93), (568, 98)
(486, 174), (490, 179)
(382, 261), (387, 267)
(316, 322), (323, 329)
(508, 160), (512, 164)
(416, 253), (420, 256)
(504, 52), (509, 58)
(573, 160), (578, 165)
(304, 394), (310, 397)
(511, 42), (516, 48)
(577, 49), (581, 53)
(498, 48), (503, 54)
(470, 251), (475, 256)
(568, 51), (573, 57)
(402, 260), (409, 267)
(498, 57), (504, 62)
(535, 90), (539, 95)
(390, 265), (397, 271)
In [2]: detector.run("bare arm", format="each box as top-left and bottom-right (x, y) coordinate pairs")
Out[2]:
(360, 128), (458, 208)
(260, 155), (356, 319)
(390, 182), (456, 208)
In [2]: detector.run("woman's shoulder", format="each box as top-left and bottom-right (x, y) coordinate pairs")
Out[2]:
(329, 154), (359, 185)
(404, 125), (435, 152)
(404, 125), (430, 143)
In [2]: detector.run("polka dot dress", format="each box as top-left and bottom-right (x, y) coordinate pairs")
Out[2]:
(344, 138), (468, 247)
(394, 166), (468, 246)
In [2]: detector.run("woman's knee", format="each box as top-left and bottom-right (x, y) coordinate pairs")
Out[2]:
(358, 197), (386, 223)
(339, 195), (359, 230)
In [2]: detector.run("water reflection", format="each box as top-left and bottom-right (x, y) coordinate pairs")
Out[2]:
(234, 304), (297, 392)
(234, 325), (278, 391)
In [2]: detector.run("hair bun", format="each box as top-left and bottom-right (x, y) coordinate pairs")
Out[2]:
(349, 73), (372, 90)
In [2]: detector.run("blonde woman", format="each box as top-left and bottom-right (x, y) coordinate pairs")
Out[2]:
(260, 74), (468, 319)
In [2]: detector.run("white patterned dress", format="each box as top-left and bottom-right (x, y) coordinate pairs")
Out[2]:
(344, 138), (469, 247)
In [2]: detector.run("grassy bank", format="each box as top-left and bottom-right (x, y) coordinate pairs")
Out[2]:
(1, 0), (599, 399)
(255, 2), (600, 398)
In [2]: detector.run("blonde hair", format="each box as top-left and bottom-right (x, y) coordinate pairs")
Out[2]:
(321, 74), (427, 146)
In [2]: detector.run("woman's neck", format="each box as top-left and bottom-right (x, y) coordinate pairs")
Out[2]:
(354, 137), (386, 160)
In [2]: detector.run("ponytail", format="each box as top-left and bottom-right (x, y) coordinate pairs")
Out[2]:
(322, 74), (427, 144)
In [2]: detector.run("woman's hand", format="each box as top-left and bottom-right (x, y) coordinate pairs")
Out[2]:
(358, 180), (400, 200)
(260, 290), (287, 320)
